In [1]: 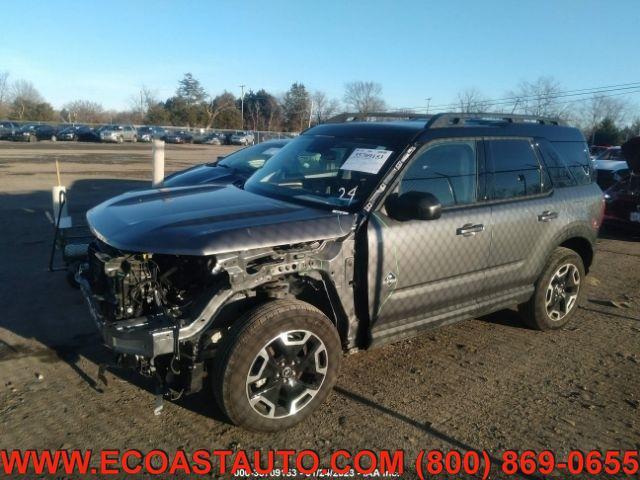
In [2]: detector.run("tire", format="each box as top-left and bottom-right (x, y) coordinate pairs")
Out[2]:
(117, 136), (124, 144)
(132, 136), (137, 143)
(51, 135), (57, 142)
(519, 247), (585, 330)
(213, 299), (341, 432)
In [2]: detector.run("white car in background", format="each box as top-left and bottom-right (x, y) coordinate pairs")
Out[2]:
(230, 131), (255, 145)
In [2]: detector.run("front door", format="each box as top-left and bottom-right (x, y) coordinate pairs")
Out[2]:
(366, 139), (491, 341)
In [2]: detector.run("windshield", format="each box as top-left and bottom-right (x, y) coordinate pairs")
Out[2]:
(218, 142), (286, 173)
(244, 134), (402, 210)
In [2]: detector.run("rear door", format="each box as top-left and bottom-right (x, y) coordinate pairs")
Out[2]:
(366, 138), (492, 340)
(484, 137), (559, 292)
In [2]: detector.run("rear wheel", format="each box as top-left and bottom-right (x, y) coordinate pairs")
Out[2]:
(519, 247), (584, 330)
(213, 299), (341, 432)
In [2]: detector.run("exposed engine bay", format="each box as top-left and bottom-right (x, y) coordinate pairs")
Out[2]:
(77, 237), (354, 406)
(86, 241), (216, 323)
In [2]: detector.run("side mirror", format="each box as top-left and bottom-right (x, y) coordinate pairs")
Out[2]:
(385, 191), (442, 221)
(217, 155), (226, 161)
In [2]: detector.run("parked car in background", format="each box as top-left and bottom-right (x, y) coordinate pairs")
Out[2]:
(230, 131), (255, 145)
(194, 131), (226, 145)
(10, 123), (58, 142)
(76, 126), (101, 142)
(137, 126), (167, 142)
(163, 139), (289, 187)
(595, 160), (630, 190)
(164, 130), (193, 144)
(604, 177), (640, 231)
(99, 124), (138, 143)
(589, 145), (609, 158)
(595, 146), (624, 160)
(0, 121), (18, 139)
(57, 125), (86, 141)
(603, 137), (640, 232)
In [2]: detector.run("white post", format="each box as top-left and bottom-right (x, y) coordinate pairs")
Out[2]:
(152, 139), (165, 187)
(52, 159), (72, 228)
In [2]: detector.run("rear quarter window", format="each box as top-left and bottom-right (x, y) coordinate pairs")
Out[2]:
(551, 141), (593, 186)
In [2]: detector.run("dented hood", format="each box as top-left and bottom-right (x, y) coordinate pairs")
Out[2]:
(87, 184), (354, 255)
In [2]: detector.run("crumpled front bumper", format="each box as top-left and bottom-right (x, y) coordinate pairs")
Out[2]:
(75, 267), (176, 359)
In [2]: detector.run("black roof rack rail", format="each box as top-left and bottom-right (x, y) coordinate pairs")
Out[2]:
(425, 112), (565, 128)
(325, 112), (432, 123)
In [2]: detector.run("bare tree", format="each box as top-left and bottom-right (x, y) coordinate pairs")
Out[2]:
(579, 95), (628, 132)
(129, 85), (158, 123)
(11, 79), (43, 103)
(312, 91), (341, 124)
(343, 81), (386, 114)
(455, 88), (490, 113)
(61, 100), (106, 124)
(507, 76), (563, 116)
(0, 71), (9, 116)
(204, 91), (237, 128)
(9, 79), (45, 120)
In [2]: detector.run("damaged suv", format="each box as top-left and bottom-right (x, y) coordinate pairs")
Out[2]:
(76, 113), (603, 431)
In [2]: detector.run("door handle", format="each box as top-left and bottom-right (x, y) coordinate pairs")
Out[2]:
(456, 223), (484, 237)
(538, 210), (558, 222)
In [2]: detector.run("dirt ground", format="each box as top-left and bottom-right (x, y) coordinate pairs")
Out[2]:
(0, 141), (639, 477)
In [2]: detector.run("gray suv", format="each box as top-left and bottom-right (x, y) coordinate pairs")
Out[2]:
(99, 124), (138, 143)
(76, 113), (603, 431)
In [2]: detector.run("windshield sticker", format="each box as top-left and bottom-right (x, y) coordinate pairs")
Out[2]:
(340, 148), (393, 174)
(261, 147), (281, 156)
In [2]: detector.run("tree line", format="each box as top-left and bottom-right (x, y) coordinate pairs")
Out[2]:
(0, 71), (381, 133)
(0, 70), (638, 142)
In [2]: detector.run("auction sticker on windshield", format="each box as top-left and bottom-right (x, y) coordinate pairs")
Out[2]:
(340, 148), (394, 174)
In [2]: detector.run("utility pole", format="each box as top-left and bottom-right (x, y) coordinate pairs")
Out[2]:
(239, 84), (246, 130)
(425, 97), (432, 114)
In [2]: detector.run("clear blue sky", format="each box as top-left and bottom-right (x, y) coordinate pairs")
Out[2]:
(1, 0), (639, 111)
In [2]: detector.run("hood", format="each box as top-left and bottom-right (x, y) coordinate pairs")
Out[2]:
(87, 184), (354, 255)
(162, 164), (246, 188)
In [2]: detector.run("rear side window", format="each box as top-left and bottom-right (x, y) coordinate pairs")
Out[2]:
(551, 141), (593, 185)
(486, 139), (547, 200)
(400, 140), (478, 207)
(538, 140), (577, 188)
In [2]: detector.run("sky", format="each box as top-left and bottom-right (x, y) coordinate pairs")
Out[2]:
(1, 0), (639, 112)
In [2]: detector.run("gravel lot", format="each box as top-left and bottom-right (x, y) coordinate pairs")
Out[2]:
(0, 141), (639, 476)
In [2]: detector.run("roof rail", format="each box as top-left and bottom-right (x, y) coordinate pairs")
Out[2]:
(425, 112), (565, 128)
(325, 112), (432, 123)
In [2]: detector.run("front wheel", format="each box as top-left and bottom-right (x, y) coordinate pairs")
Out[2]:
(212, 299), (341, 432)
(519, 247), (585, 330)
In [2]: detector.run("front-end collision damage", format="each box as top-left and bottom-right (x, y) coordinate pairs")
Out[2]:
(76, 234), (357, 402)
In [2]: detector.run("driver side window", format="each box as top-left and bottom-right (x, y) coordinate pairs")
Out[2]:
(399, 140), (478, 207)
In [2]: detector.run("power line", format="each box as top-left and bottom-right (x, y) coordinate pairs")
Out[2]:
(388, 81), (640, 113)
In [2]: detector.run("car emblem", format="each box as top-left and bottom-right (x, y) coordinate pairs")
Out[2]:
(384, 272), (397, 287)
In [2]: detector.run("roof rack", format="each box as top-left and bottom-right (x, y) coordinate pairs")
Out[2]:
(325, 111), (564, 127)
(425, 112), (565, 127)
(325, 112), (432, 123)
